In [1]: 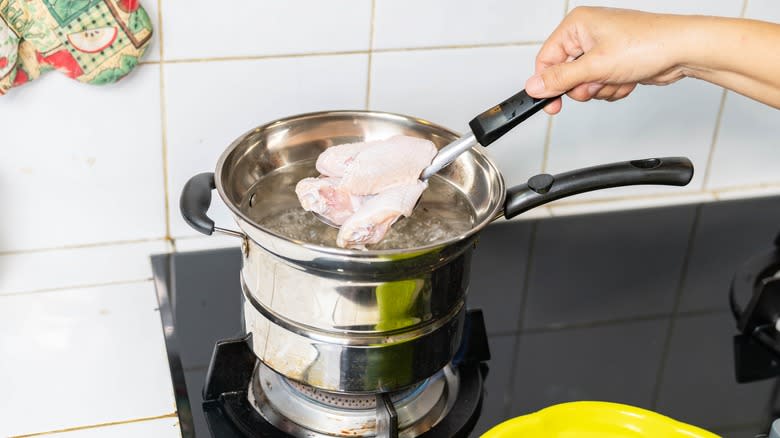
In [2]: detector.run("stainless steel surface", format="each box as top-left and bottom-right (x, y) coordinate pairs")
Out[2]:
(213, 226), (244, 238)
(202, 111), (501, 392)
(285, 379), (422, 409)
(420, 132), (478, 181)
(214, 111), (505, 267)
(249, 361), (458, 437)
(242, 277), (466, 392)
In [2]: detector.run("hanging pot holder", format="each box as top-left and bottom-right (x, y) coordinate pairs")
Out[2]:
(0, 0), (153, 95)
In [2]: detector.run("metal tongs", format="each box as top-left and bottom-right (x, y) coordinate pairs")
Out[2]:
(420, 90), (557, 180)
(423, 53), (583, 180)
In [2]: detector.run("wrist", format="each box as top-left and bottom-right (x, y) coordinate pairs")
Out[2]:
(673, 15), (737, 80)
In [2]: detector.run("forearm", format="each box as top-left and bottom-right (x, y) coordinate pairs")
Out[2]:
(676, 15), (780, 108)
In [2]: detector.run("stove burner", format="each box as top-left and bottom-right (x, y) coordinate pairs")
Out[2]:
(285, 377), (424, 410)
(249, 362), (457, 437)
(200, 309), (491, 437)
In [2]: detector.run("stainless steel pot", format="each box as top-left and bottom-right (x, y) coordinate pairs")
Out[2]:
(180, 110), (693, 393)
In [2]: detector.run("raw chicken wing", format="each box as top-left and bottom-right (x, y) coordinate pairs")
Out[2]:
(336, 181), (427, 249)
(315, 141), (372, 177)
(295, 177), (363, 226)
(296, 135), (438, 249)
(340, 136), (437, 195)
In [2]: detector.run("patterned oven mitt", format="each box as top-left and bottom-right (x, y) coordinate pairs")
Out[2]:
(0, 0), (152, 95)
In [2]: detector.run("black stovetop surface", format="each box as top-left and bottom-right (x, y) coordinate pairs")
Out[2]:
(152, 195), (780, 438)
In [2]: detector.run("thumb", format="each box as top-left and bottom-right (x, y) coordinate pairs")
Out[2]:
(525, 57), (594, 98)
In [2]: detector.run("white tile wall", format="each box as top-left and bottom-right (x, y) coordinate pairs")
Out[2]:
(715, 184), (780, 201)
(164, 54), (368, 238)
(549, 192), (716, 217)
(370, 46), (548, 187)
(40, 417), (181, 438)
(4, 1), (780, 432)
(704, 0), (780, 190)
(0, 282), (175, 437)
(747, 0), (780, 22)
(174, 234), (241, 252)
(373, 0), (562, 49)
(0, 66), (166, 253)
(0, 240), (168, 295)
(707, 92), (780, 189)
(546, 79), (722, 200)
(568, 0), (743, 16)
(163, 0), (372, 60)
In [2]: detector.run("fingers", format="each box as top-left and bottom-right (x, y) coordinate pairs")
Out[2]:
(592, 83), (637, 101)
(566, 83), (603, 101)
(526, 54), (596, 98)
(560, 82), (638, 104)
(534, 29), (584, 75)
(593, 84), (620, 100)
(534, 8), (589, 75)
(611, 83), (638, 101)
(542, 97), (562, 115)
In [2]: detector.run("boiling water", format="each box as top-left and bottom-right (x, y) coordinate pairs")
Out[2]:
(239, 160), (476, 250)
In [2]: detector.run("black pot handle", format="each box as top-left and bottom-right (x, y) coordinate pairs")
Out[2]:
(504, 157), (694, 219)
(180, 172), (218, 235)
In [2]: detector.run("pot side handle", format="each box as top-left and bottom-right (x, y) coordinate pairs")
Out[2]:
(180, 172), (244, 238)
(504, 157), (694, 219)
(181, 172), (217, 235)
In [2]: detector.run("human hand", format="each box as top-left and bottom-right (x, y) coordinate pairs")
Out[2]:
(526, 7), (689, 114)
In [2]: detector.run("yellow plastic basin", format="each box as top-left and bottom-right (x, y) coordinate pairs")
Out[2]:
(481, 401), (720, 438)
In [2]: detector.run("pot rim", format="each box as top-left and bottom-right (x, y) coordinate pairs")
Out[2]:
(214, 110), (507, 258)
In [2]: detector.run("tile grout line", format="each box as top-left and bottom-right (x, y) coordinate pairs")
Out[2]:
(372, 40), (544, 53)
(700, 88), (729, 191)
(0, 237), (169, 256)
(548, 189), (716, 208)
(164, 49), (368, 64)
(540, 115), (554, 173)
(649, 204), (702, 409)
(699, 0), (746, 191)
(157, 0), (171, 241)
(10, 412), (178, 437)
(522, 313), (669, 334)
(0, 278), (154, 298)
(518, 308), (730, 335)
(159, 41), (545, 65)
(364, 0), (377, 110)
(503, 221), (540, 418)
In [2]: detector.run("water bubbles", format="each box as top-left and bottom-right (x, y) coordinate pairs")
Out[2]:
(240, 162), (476, 251)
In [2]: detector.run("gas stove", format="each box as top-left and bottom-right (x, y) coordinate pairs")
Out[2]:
(153, 194), (780, 437)
(196, 311), (488, 437)
(151, 248), (488, 437)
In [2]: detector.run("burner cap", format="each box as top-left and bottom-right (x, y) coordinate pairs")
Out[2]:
(285, 379), (423, 410)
